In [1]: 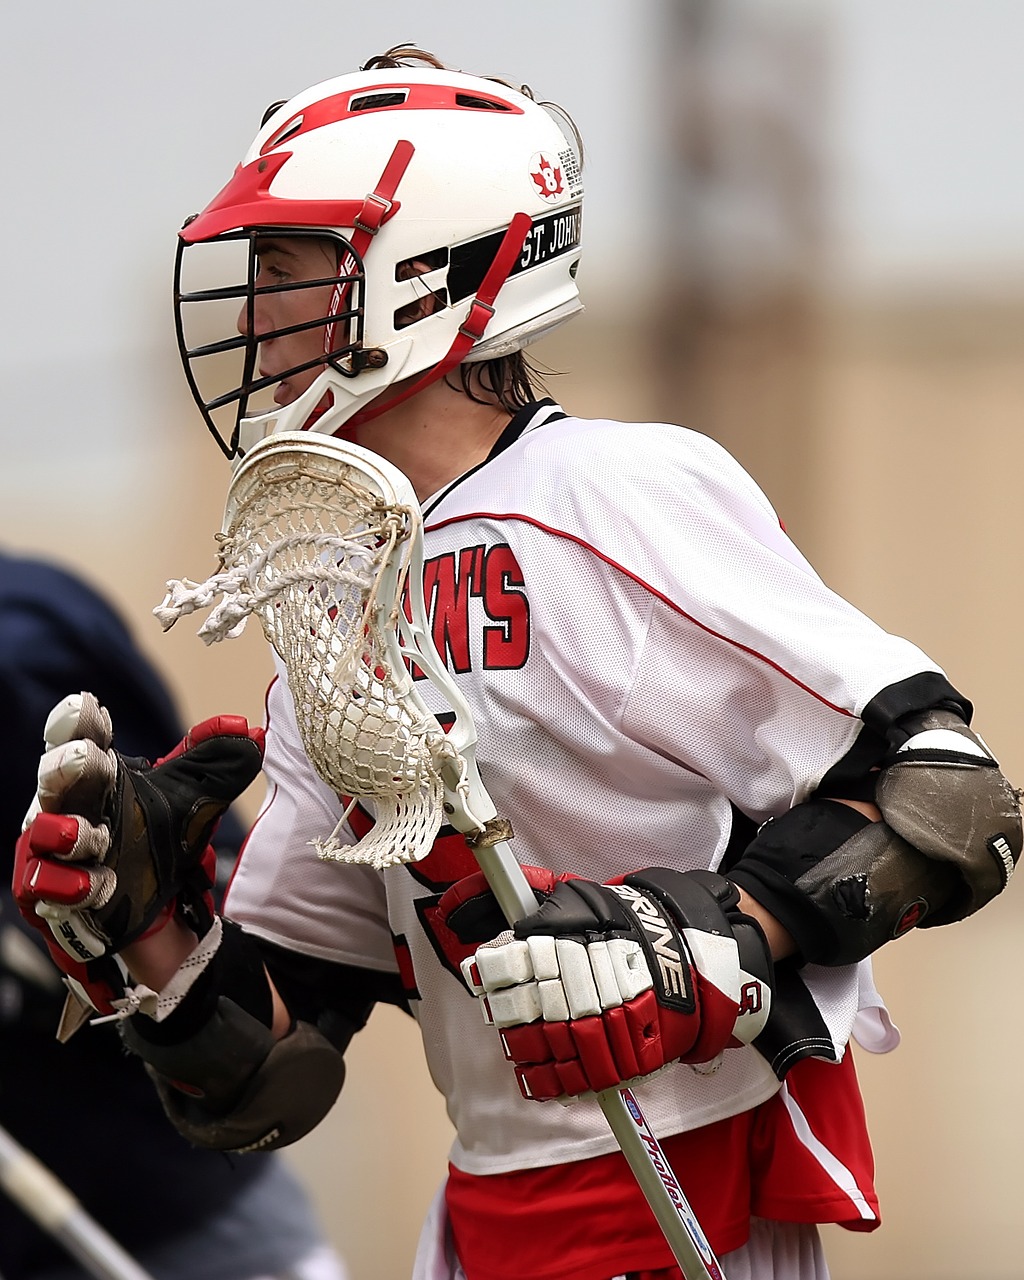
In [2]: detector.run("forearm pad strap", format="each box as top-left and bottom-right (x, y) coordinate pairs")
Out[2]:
(122, 999), (345, 1153)
(730, 804), (962, 967)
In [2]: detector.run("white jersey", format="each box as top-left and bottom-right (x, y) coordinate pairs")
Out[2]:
(225, 401), (928, 1176)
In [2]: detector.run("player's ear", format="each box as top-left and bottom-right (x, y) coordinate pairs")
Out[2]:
(394, 256), (447, 329)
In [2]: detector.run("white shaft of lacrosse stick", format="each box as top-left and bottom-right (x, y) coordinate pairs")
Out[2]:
(0, 1124), (155, 1280)
(469, 837), (727, 1280)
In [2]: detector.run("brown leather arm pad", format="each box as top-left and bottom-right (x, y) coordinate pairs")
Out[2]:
(123, 999), (345, 1152)
(876, 709), (1022, 925)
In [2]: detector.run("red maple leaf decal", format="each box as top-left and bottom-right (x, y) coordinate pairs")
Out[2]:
(530, 158), (563, 198)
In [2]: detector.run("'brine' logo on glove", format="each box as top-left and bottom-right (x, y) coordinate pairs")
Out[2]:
(606, 882), (693, 1013)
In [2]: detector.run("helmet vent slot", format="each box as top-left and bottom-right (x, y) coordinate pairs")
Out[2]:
(350, 91), (410, 112)
(265, 115), (305, 148)
(454, 94), (511, 111)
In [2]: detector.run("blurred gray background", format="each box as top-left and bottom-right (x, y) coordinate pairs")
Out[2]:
(2, 3), (1022, 1277)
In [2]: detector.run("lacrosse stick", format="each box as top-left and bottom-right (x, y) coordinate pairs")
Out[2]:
(154, 431), (726, 1280)
(0, 1123), (154, 1280)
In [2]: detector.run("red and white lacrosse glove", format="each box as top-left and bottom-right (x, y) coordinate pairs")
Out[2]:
(459, 867), (774, 1101)
(12, 691), (265, 1017)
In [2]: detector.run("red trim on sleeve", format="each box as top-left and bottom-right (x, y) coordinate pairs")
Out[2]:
(425, 512), (855, 718)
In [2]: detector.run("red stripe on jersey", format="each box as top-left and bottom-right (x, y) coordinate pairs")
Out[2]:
(751, 1054), (880, 1230)
(425, 512), (855, 718)
(445, 1053), (877, 1280)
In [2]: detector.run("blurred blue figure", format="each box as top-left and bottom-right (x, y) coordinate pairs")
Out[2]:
(0, 552), (347, 1280)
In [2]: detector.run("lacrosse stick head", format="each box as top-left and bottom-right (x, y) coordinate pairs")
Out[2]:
(169, 432), (471, 869)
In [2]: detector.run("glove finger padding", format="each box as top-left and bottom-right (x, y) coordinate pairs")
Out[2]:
(13, 694), (265, 967)
(44, 691), (113, 753)
(462, 868), (772, 1100)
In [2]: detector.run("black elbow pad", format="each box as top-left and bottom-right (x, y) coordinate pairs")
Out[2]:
(729, 801), (960, 966)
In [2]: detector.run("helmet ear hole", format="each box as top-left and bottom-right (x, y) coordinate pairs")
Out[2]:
(394, 255), (449, 329)
(394, 249), (448, 281)
(394, 287), (448, 331)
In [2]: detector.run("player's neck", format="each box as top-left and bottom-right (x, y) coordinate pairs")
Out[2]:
(354, 378), (511, 503)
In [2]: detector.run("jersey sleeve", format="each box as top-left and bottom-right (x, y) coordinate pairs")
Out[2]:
(515, 420), (945, 819)
(223, 660), (398, 972)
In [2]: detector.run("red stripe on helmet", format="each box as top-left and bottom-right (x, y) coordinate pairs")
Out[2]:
(180, 150), (407, 242)
(259, 82), (524, 156)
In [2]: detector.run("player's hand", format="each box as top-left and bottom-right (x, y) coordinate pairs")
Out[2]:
(437, 863), (572, 950)
(460, 868), (774, 1100)
(12, 692), (265, 974)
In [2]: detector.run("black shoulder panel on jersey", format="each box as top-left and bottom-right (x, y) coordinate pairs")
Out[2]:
(860, 671), (972, 740)
(815, 671), (971, 800)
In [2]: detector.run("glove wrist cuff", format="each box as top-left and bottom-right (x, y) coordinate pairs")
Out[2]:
(93, 916), (223, 1026)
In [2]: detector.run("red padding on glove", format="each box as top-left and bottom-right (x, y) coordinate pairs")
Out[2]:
(11, 828), (122, 1016)
(28, 813), (82, 856)
(156, 717), (265, 765)
(500, 980), (744, 1102)
(13, 823), (92, 906)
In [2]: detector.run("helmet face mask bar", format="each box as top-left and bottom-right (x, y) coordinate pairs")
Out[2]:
(173, 65), (585, 460)
(175, 226), (369, 459)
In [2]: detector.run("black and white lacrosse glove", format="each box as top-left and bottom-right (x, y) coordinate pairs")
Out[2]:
(445, 866), (773, 1101)
(12, 692), (264, 1020)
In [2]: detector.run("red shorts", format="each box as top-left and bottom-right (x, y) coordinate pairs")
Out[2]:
(446, 1053), (878, 1280)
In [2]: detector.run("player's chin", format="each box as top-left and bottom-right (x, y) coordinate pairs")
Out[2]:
(272, 369), (328, 408)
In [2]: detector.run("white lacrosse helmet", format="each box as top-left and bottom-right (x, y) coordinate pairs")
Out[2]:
(175, 62), (584, 458)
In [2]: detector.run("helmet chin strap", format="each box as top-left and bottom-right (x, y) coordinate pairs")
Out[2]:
(235, 337), (415, 456)
(344, 212), (533, 432)
(324, 139), (415, 354)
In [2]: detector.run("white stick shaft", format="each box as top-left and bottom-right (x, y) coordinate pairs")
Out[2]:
(470, 839), (727, 1280)
(0, 1124), (155, 1280)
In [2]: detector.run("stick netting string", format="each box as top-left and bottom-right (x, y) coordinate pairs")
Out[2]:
(156, 455), (448, 870)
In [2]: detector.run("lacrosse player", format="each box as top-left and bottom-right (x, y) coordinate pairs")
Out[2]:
(12, 46), (1020, 1280)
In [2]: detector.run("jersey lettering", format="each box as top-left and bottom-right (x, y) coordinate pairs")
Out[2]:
(420, 543), (529, 674)
(423, 546), (482, 674)
(482, 545), (530, 668)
